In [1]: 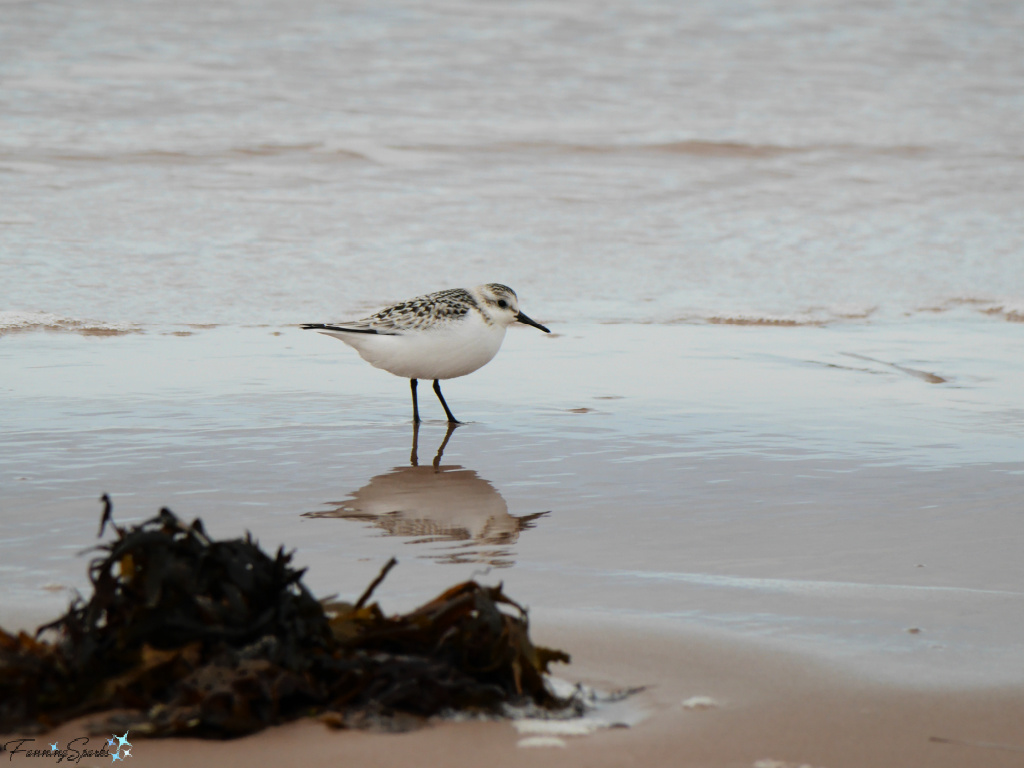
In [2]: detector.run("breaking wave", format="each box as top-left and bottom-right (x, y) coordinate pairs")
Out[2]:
(0, 311), (139, 336)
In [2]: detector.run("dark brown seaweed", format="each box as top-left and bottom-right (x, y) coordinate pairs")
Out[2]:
(0, 499), (570, 737)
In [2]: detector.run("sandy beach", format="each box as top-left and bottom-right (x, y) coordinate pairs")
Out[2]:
(16, 617), (1024, 768)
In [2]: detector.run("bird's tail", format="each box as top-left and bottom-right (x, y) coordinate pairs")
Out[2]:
(300, 323), (382, 335)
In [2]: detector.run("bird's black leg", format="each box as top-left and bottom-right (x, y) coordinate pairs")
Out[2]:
(432, 379), (460, 424)
(410, 378), (421, 423)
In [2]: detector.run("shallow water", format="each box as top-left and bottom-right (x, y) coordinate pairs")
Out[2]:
(2, 0), (1023, 688)
(3, 321), (1023, 685)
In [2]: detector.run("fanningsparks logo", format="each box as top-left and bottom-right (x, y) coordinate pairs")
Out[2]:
(104, 732), (133, 762)
(1, 731), (134, 763)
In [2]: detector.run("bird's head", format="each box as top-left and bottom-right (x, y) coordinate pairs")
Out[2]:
(473, 284), (550, 333)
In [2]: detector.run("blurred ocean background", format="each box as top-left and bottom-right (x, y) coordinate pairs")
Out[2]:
(1, 0), (1022, 328)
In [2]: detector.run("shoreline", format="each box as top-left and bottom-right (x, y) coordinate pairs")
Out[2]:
(4, 322), (1023, 764)
(10, 615), (1024, 768)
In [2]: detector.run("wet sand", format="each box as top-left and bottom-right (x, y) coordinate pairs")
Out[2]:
(2, 321), (1023, 765)
(19, 617), (1024, 768)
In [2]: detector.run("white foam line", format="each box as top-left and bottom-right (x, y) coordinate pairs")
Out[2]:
(517, 736), (567, 749)
(0, 310), (137, 333)
(611, 570), (1024, 598)
(513, 718), (607, 736)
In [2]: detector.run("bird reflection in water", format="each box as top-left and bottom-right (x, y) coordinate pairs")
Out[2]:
(304, 423), (547, 568)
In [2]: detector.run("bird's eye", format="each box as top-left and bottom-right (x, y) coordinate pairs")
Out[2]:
(497, 299), (508, 308)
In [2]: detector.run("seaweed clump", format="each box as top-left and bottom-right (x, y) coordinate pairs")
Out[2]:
(0, 498), (570, 737)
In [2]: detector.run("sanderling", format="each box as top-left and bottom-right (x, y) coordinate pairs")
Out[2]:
(302, 284), (550, 423)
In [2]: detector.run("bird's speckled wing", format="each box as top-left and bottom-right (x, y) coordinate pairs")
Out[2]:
(311, 288), (477, 334)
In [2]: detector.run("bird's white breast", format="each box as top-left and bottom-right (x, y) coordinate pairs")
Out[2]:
(328, 311), (508, 380)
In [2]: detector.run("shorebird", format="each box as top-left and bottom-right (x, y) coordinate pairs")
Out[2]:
(302, 284), (549, 423)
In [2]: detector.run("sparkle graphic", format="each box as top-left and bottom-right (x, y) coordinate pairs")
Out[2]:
(50, 743), (58, 751)
(105, 730), (134, 761)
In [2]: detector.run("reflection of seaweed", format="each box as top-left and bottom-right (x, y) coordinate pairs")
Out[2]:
(0, 499), (570, 737)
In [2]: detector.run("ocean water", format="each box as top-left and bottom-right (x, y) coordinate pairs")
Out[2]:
(2, 0), (1023, 327)
(2, 0), (1024, 685)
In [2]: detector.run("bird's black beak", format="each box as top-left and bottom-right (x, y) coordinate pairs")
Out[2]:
(516, 311), (550, 333)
